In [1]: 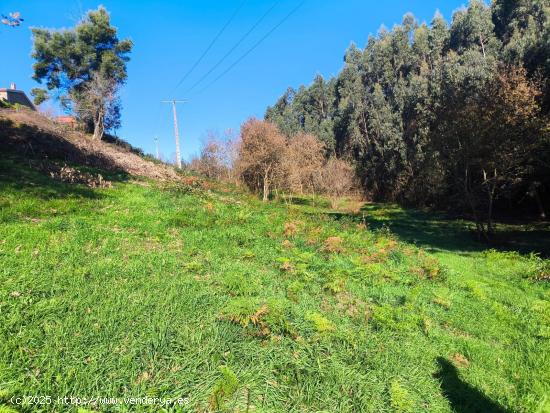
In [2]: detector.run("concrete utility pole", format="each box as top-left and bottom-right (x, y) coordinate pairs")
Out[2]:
(154, 135), (160, 160)
(161, 100), (187, 169)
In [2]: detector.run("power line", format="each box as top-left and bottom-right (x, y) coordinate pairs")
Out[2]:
(193, 0), (305, 97)
(184, 0), (281, 95)
(172, 0), (247, 93)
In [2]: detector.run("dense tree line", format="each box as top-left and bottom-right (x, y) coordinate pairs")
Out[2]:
(266, 0), (550, 236)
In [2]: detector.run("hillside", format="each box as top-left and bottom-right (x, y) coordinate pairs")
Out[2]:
(1, 116), (549, 412)
(0, 109), (179, 183)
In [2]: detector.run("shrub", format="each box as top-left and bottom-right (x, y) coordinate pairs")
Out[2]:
(279, 132), (325, 194)
(189, 130), (239, 181)
(317, 157), (357, 207)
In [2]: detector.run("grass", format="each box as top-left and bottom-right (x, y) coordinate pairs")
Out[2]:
(1, 153), (549, 412)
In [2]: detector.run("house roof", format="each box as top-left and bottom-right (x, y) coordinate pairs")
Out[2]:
(0, 88), (32, 93)
(0, 88), (36, 110)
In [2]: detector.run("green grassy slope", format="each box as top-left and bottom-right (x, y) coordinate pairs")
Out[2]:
(1, 152), (549, 413)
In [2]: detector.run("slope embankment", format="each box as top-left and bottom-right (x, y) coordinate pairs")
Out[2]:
(0, 109), (179, 182)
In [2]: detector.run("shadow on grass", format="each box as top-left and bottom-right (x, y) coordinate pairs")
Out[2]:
(0, 148), (130, 202)
(279, 194), (331, 208)
(0, 155), (102, 200)
(0, 114), (136, 201)
(0, 117), (131, 182)
(435, 358), (510, 413)
(324, 203), (550, 257)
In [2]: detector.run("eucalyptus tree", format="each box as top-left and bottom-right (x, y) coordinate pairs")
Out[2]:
(265, 0), (550, 224)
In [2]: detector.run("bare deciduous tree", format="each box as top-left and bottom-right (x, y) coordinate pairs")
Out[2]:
(317, 157), (357, 207)
(190, 129), (240, 181)
(73, 72), (121, 140)
(280, 132), (325, 195)
(237, 118), (286, 201)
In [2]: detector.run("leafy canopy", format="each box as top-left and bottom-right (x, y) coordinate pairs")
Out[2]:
(31, 6), (132, 106)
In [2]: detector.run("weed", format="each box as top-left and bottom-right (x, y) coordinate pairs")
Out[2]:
(389, 380), (415, 413)
(284, 222), (298, 237)
(415, 251), (444, 279)
(287, 280), (305, 301)
(323, 277), (346, 294)
(220, 273), (261, 296)
(305, 312), (335, 335)
(220, 297), (294, 337)
(209, 365), (240, 411)
(371, 305), (421, 332)
(220, 297), (268, 328)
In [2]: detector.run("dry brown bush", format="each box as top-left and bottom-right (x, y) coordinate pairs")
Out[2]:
(231, 118), (359, 204)
(283, 222), (298, 237)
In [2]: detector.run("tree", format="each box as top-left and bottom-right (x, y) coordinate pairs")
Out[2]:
(449, 0), (500, 58)
(190, 130), (239, 181)
(31, 7), (132, 140)
(73, 72), (121, 140)
(317, 158), (357, 208)
(265, 0), (550, 227)
(432, 66), (547, 238)
(237, 119), (286, 201)
(492, 0), (550, 111)
(280, 132), (325, 195)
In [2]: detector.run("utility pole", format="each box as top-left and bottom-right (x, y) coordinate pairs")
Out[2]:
(161, 100), (187, 169)
(154, 135), (160, 160)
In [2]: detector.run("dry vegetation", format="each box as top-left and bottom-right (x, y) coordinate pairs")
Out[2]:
(0, 109), (179, 182)
(190, 118), (358, 203)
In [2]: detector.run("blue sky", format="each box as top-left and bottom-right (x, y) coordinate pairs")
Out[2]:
(1, 0), (465, 162)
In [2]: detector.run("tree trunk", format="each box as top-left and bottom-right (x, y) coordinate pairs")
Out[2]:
(464, 166), (489, 242)
(93, 110), (105, 140)
(482, 169), (495, 235)
(262, 166), (270, 202)
(533, 186), (547, 220)
(479, 34), (486, 59)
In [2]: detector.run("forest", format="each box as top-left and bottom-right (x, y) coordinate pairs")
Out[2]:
(264, 0), (550, 239)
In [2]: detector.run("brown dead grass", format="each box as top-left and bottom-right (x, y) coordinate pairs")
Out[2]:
(450, 353), (470, 368)
(281, 239), (293, 249)
(323, 236), (344, 253)
(283, 222), (298, 237)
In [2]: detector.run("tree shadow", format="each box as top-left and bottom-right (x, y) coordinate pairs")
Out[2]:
(279, 194), (331, 208)
(435, 357), (510, 413)
(0, 117), (133, 200)
(0, 117), (131, 182)
(0, 153), (102, 200)
(321, 203), (550, 257)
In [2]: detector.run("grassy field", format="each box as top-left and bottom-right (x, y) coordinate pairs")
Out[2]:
(1, 152), (549, 413)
